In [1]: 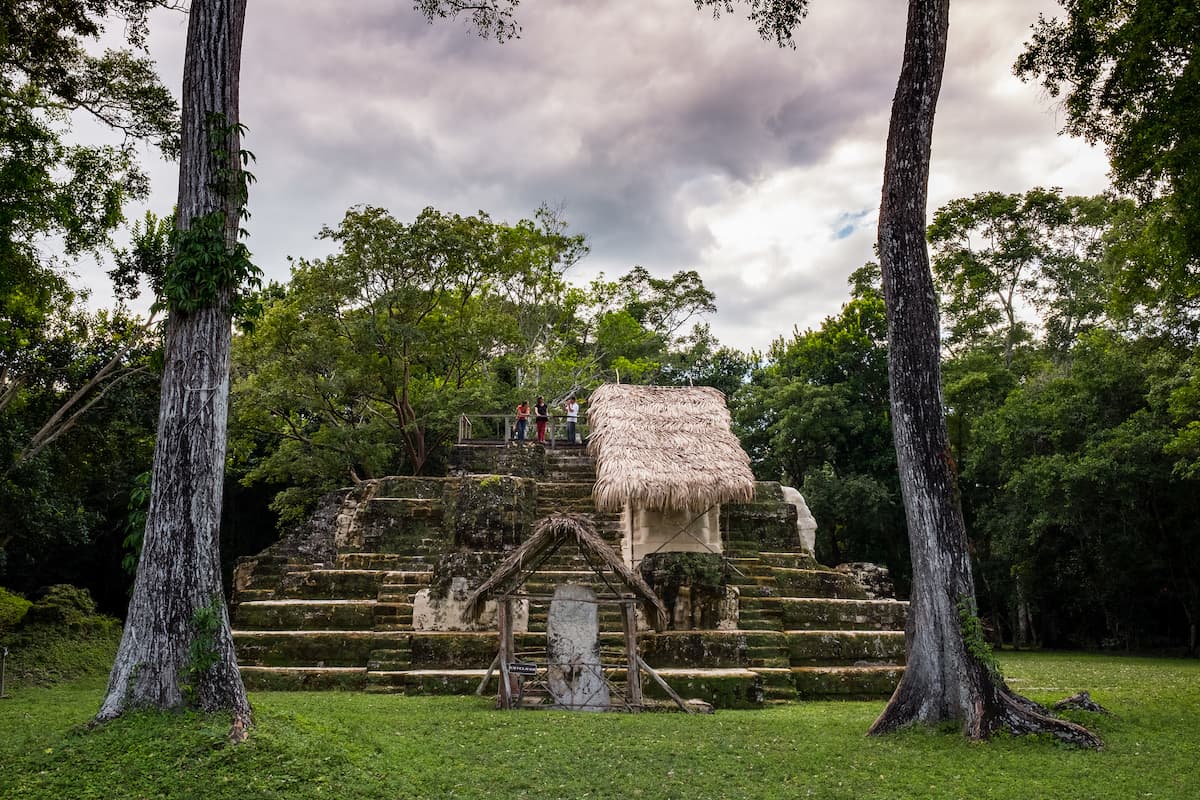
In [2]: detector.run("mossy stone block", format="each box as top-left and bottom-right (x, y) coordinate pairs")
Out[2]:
(772, 568), (868, 600)
(785, 630), (906, 665)
(234, 631), (407, 667)
(408, 632), (499, 668)
(639, 630), (787, 668)
(779, 598), (908, 631)
(235, 601), (377, 631)
(441, 475), (536, 550)
(281, 569), (385, 599)
(240, 667), (367, 691)
(449, 443), (548, 478)
(721, 482), (802, 552)
(643, 671), (764, 708)
(791, 666), (902, 698)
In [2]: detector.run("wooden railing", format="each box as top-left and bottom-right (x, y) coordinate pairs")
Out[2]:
(457, 413), (589, 446)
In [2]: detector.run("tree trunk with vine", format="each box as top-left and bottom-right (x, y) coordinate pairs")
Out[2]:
(98, 0), (251, 737)
(868, 0), (1098, 747)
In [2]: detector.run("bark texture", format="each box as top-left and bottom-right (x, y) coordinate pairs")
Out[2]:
(98, 0), (251, 734)
(868, 0), (1099, 748)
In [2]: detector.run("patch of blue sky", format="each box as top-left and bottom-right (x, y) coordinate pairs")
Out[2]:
(832, 208), (874, 240)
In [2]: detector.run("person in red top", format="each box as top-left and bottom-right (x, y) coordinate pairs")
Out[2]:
(515, 400), (530, 441)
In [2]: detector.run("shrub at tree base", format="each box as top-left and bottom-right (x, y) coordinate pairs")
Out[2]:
(0, 585), (121, 688)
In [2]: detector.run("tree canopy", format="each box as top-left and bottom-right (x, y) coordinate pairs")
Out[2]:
(1016, 0), (1200, 255)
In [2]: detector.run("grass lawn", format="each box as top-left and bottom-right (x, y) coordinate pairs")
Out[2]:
(1, 651), (1197, 799)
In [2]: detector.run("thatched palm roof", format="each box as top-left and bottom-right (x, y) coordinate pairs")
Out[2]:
(586, 384), (755, 512)
(463, 514), (668, 631)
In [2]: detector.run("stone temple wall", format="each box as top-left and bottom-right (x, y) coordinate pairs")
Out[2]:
(231, 443), (909, 706)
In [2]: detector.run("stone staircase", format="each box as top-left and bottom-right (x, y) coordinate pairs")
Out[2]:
(232, 443), (908, 706)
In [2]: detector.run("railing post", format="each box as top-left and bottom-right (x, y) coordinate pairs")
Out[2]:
(622, 598), (642, 711)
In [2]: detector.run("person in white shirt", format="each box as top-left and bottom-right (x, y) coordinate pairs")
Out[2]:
(564, 396), (580, 444)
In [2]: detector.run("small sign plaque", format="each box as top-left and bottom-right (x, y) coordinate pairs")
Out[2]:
(507, 662), (538, 676)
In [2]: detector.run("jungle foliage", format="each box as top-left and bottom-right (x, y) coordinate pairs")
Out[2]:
(227, 205), (734, 524)
(732, 187), (1200, 652)
(0, 1), (172, 608)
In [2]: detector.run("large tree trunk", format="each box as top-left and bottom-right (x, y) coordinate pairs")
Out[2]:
(868, 0), (1098, 747)
(98, 0), (251, 737)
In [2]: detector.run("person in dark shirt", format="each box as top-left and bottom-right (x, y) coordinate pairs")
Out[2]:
(534, 396), (549, 443)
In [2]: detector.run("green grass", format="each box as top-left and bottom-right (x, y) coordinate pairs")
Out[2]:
(1, 652), (1197, 799)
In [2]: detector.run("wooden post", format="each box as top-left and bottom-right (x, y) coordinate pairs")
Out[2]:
(476, 653), (499, 696)
(637, 655), (692, 713)
(502, 596), (516, 669)
(622, 597), (642, 711)
(497, 596), (512, 709)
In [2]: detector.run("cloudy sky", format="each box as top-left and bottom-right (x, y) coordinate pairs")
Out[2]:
(89, 0), (1110, 352)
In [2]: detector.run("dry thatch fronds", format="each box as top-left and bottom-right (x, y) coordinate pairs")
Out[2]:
(462, 513), (667, 630)
(586, 384), (755, 512)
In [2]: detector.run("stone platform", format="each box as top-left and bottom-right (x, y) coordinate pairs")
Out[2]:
(232, 443), (908, 707)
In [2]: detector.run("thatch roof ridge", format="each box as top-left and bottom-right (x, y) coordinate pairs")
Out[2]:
(462, 514), (667, 631)
(586, 384), (755, 512)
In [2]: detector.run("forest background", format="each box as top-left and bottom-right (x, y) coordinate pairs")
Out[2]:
(2, 0), (1198, 655)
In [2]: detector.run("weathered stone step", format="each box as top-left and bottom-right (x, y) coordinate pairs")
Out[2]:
(642, 667), (765, 708)
(236, 599), (380, 631)
(533, 554), (616, 569)
(380, 570), (433, 587)
(241, 665), (367, 691)
(791, 665), (904, 698)
(365, 669), (485, 695)
(535, 481), (594, 495)
(373, 602), (415, 628)
(728, 556), (774, 571)
(637, 630), (787, 669)
(777, 598), (908, 631)
(534, 503), (597, 516)
(234, 630), (408, 667)
(726, 574), (778, 587)
(234, 588), (275, 602)
(372, 597), (415, 618)
(771, 568), (867, 600)
(336, 553), (433, 570)
(279, 569), (386, 599)
(758, 552), (820, 569)
(379, 666), (766, 708)
(233, 556), (306, 596)
(737, 585), (781, 601)
(737, 619), (782, 631)
(365, 497), (444, 518)
(785, 630), (906, 666)
(543, 470), (597, 482)
(377, 586), (419, 602)
(239, 662), (898, 704)
(367, 648), (412, 670)
(520, 570), (608, 582)
(753, 667), (799, 702)
(525, 614), (626, 633)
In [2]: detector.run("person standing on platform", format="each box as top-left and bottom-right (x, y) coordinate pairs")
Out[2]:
(515, 400), (530, 441)
(564, 395), (580, 444)
(535, 396), (549, 443)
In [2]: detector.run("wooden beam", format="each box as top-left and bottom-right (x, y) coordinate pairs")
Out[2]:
(637, 655), (691, 713)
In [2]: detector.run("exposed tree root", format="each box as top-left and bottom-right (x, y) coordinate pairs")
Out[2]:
(228, 710), (251, 743)
(1053, 690), (1113, 716)
(869, 680), (1103, 749)
(989, 685), (1103, 748)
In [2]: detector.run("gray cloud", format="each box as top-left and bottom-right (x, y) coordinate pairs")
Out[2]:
(83, 0), (1108, 352)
